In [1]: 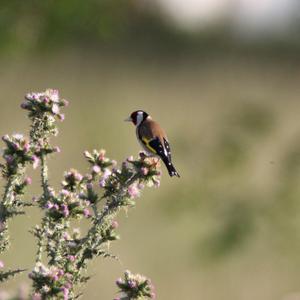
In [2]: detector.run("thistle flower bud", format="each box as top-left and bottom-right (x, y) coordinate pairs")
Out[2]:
(128, 184), (140, 199)
(67, 255), (76, 262)
(92, 165), (101, 174)
(61, 99), (69, 107)
(61, 287), (69, 300)
(20, 101), (29, 109)
(141, 167), (149, 176)
(24, 177), (32, 185)
(45, 201), (54, 209)
(4, 155), (14, 165)
(61, 204), (70, 217)
(115, 270), (155, 300)
(53, 146), (61, 153)
(52, 104), (60, 115)
(127, 156), (134, 162)
(83, 208), (91, 218)
(58, 114), (65, 121)
(31, 155), (40, 169)
(111, 220), (119, 229)
(32, 293), (42, 300)
(86, 182), (93, 190)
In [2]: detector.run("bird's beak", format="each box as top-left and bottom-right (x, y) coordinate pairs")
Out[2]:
(124, 117), (132, 122)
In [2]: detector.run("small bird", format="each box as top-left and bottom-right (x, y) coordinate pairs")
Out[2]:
(125, 110), (180, 177)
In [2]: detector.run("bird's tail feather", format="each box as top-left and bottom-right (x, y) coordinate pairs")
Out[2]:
(162, 158), (180, 178)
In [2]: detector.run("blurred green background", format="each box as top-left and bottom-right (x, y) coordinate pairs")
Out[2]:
(1, 1), (300, 299)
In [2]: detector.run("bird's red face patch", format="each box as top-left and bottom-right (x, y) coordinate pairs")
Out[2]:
(130, 111), (139, 125)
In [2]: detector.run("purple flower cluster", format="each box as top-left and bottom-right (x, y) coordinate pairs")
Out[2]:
(101, 152), (161, 205)
(21, 89), (68, 121)
(42, 187), (91, 220)
(29, 263), (73, 300)
(1, 134), (36, 176)
(84, 149), (116, 172)
(115, 270), (156, 300)
(62, 169), (84, 192)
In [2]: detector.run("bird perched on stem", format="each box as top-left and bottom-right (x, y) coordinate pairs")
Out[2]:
(125, 110), (180, 177)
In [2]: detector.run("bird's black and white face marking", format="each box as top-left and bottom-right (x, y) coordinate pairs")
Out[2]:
(129, 110), (149, 126)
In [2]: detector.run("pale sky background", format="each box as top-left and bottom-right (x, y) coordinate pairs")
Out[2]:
(154, 0), (300, 36)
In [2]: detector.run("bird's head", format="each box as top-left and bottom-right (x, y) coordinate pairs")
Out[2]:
(125, 110), (149, 126)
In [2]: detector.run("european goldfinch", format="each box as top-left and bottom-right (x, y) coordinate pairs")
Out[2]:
(125, 110), (180, 178)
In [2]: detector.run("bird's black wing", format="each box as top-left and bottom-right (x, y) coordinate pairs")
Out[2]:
(163, 138), (172, 161)
(148, 137), (168, 159)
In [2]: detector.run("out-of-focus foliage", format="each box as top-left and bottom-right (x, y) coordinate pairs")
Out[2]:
(0, 0), (185, 54)
(1, 0), (300, 56)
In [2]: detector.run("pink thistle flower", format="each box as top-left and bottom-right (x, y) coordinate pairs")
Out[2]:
(53, 204), (59, 210)
(61, 287), (69, 300)
(2, 134), (9, 142)
(0, 260), (4, 268)
(32, 293), (42, 300)
(23, 142), (30, 153)
(141, 167), (149, 176)
(138, 183), (145, 190)
(61, 204), (69, 217)
(64, 282), (72, 289)
(51, 273), (59, 281)
(4, 155), (14, 165)
(111, 220), (119, 229)
(65, 273), (73, 280)
(45, 201), (53, 209)
(86, 182), (93, 190)
(128, 184), (140, 198)
(20, 101), (29, 109)
(32, 196), (39, 202)
(49, 188), (56, 197)
(92, 165), (101, 174)
(60, 189), (70, 197)
(74, 172), (83, 181)
(83, 208), (91, 218)
(61, 99), (69, 107)
(48, 89), (59, 102)
(24, 177), (32, 185)
(68, 255), (76, 262)
(58, 114), (65, 121)
(83, 150), (91, 158)
(153, 178), (160, 188)
(52, 104), (60, 114)
(99, 169), (111, 187)
(42, 97), (50, 104)
(84, 200), (91, 206)
(31, 155), (40, 169)
(53, 146), (61, 153)
(63, 232), (71, 240)
(128, 280), (137, 289)
(126, 156), (134, 162)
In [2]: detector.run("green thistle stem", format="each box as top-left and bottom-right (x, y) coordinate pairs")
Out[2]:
(41, 155), (50, 200)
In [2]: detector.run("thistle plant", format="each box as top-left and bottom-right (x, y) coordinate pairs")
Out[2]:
(0, 89), (159, 299)
(114, 270), (155, 300)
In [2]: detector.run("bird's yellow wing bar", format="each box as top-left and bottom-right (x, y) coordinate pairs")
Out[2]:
(141, 137), (158, 154)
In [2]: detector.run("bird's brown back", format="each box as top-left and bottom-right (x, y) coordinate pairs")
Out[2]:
(138, 118), (167, 143)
